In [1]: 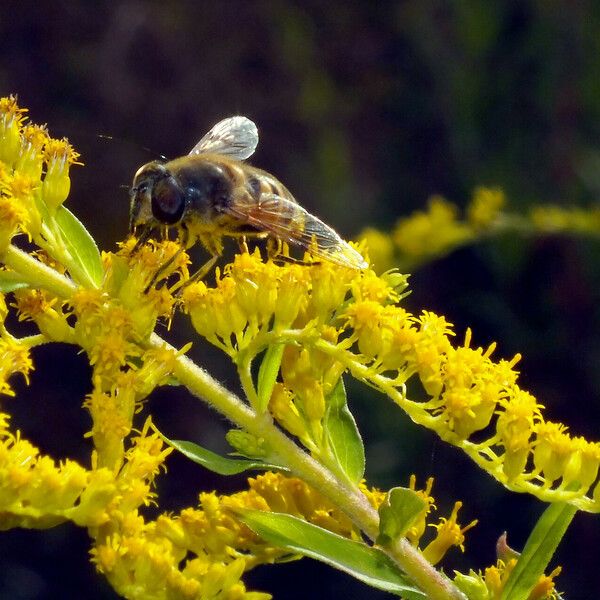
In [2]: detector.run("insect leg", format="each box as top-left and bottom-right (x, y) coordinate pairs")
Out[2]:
(143, 225), (189, 293)
(265, 236), (283, 260)
(130, 226), (153, 256)
(170, 254), (219, 296)
(237, 235), (250, 254)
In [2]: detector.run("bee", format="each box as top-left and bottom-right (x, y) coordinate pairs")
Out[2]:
(129, 116), (367, 280)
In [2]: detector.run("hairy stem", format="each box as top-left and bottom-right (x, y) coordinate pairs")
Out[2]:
(3, 245), (77, 297)
(153, 334), (466, 600)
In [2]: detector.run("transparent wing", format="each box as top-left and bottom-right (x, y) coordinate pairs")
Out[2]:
(189, 116), (258, 160)
(224, 193), (367, 269)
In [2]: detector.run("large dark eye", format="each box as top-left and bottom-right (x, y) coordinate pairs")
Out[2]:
(151, 176), (185, 224)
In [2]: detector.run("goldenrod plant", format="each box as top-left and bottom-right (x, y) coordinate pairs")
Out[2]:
(360, 188), (600, 274)
(1, 95), (596, 599)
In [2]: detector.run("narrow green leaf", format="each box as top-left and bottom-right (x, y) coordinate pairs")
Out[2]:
(237, 509), (425, 598)
(0, 271), (29, 293)
(324, 378), (365, 483)
(54, 206), (103, 287)
(500, 502), (577, 600)
(163, 437), (287, 476)
(256, 343), (285, 412)
(377, 487), (426, 545)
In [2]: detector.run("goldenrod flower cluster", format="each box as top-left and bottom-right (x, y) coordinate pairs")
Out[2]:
(179, 245), (600, 513)
(0, 412), (165, 529)
(92, 470), (476, 594)
(0, 96), (81, 252)
(0, 95), (579, 598)
(362, 186), (600, 272)
(456, 559), (562, 600)
(0, 96), (280, 598)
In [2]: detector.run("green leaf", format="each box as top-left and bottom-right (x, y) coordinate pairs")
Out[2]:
(324, 378), (365, 483)
(256, 343), (285, 412)
(0, 271), (29, 293)
(500, 502), (577, 600)
(237, 510), (425, 598)
(162, 436), (287, 476)
(54, 206), (103, 287)
(377, 487), (426, 545)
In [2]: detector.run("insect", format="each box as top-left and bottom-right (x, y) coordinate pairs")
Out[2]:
(129, 116), (367, 281)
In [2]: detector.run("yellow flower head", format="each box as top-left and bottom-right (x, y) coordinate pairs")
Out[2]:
(0, 95), (28, 165)
(358, 226), (395, 272)
(393, 195), (473, 259)
(0, 337), (33, 396)
(422, 501), (477, 565)
(17, 123), (49, 180)
(41, 137), (82, 210)
(467, 187), (505, 229)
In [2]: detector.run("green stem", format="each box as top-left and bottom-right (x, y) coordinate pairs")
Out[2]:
(235, 353), (260, 410)
(388, 537), (466, 600)
(2, 245), (76, 297)
(17, 333), (48, 348)
(152, 333), (466, 600)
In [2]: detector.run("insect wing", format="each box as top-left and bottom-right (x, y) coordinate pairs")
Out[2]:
(189, 116), (258, 160)
(225, 193), (367, 269)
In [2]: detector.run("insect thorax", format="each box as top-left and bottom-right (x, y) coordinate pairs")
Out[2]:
(166, 155), (234, 223)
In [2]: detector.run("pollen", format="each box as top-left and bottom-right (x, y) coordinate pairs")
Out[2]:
(422, 501), (478, 565)
(0, 338), (33, 395)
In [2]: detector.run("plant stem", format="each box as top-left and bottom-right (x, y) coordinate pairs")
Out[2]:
(153, 333), (466, 600)
(3, 245), (76, 297)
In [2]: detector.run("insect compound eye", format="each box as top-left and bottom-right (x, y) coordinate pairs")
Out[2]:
(151, 175), (185, 225)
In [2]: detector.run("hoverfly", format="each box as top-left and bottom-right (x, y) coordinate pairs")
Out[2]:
(129, 116), (367, 282)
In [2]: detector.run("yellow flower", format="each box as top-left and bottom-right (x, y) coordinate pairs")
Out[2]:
(41, 137), (82, 210)
(69, 288), (164, 383)
(467, 187), (505, 229)
(497, 388), (542, 482)
(16, 123), (48, 180)
(358, 226), (395, 272)
(0, 412), (116, 529)
(84, 384), (134, 468)
(308, 258), (356, 322)
(564, 437), (600, 492)
(225, 474), (330, 544)
(88, 329), (135, 375)
(14, 288), (73, 342)
(422, 501), (477, 565)
(269, 383), (308, 440)
(528, 566), (562, 600)
(116, 239), (187, 318)
(431, 335), (507, 439)
(0, 95), (27, 166)
(393, 195), (473, 259)
(405, 476), (435, 545)
(533, 421), (572, 485)
(0, 337), (33, 396)
(476, 559), (562, 600)
(0, 204), (21, 255)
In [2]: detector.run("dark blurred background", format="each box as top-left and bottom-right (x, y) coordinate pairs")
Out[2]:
(1, 2), (599, 599)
